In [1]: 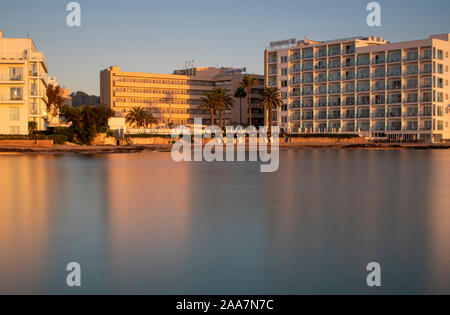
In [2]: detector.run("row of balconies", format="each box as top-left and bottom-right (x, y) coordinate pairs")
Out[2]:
(285, 66), (432, 76)
(270, 51), (433, 65)
(289, 111), (433, 122)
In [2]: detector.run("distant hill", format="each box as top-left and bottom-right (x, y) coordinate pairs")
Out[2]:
(70, 91), (100, 107)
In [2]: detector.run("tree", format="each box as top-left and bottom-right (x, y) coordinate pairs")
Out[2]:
(60, 104), (114, 144)
(28, 121), (37, 135)
(46, 84), (65, 122)
(199, 90), (218, 126)
(234, 87), (246, 125)
(239, 75), (258, 126)
(214, 87), (234, 130)
(125, 106), (147, 128)
(259, 87), (284, 138)
(143, 113), (158, 128)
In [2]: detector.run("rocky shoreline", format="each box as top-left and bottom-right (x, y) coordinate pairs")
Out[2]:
(0, 142), (449, 154)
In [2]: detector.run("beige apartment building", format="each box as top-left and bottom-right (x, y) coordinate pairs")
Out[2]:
(265, 34), (450, 142)
(0, 30), (49, 134)
(100, 66), (264, 129)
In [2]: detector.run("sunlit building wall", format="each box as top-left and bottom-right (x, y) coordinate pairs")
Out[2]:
(100, 66), (264, 128)
(265, 34), (450, 142)
(0, 30), (49, 134)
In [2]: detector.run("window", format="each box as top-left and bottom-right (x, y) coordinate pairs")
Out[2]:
(437, 120), (444, 130)
(281, 68), (287, 76)
(280, 56), (288, 63)
(9, 107), (19, 121)
(10, 87), (23, 100)
(9, 67), (23, 80)
(437, 50), (444, 60)
(437, 64), (444, 74)
(9, 126), (20, 134)
(281, 80), (287, 87)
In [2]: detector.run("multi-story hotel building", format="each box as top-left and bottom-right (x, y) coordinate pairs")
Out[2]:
(0, 30), (49, 134)
(265, 34), (450, 142)
(100, 66), (264, 128)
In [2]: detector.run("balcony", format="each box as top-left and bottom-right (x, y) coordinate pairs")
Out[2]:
(343, 86), (355, 93)
(404, 111), (418, 117)
(342, 61), (355, 68)
(372, 71), (386, 78)
(343, 75), (355, 80)
(373, 85), (385, 91)
(290, 67), (301, 74)
(328, 113), (341, 119)
(0, 94), (24, 102)
(268, 81), (277, 87)
(329, 88), (341, 94)
(0, 74), (24, 81)
(290, 54), (300, 61)
(315, 114), (327, 120)
(316, 89), (327, 95)
(387, 84), (401, 91)
(302, 90), (313, 96)
(328, 63), (341, 69)
(357, 59), (370, 66)
(268, 58), (277, 63)
(302, 53), (314, 59)
(373, 58), (386, 65)
(316, 50), (327, 58)
(328, 49), (341, 56)
(372, 112), (386, 118)
(315, 76), (327, 83)
(387, 70), (402, 77)
(328, 100), (341, 107)
(387, 54), (402, 63)
(302, 65), (314, 72)
(357, 86), (370, 92)
(405, 97), (419, 103)
(289, 101), (300, 109)
(405, 69), (418, 76)
(387, 111), (402, 118)
(420, 53), (432, 60)
(290, 91), (301, 97)
(420, 69), (432, 75)
(404, 54), (418, 62)
(302, 102), (314, 109)
(328, 75), (341, 82)
(343, 47), (355, 55)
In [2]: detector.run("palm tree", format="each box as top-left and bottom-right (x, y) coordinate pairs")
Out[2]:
(199, 90), (218, 126)
(234, 87), (247, 125)
(214, 87), (234, 129)
(259, 87), (284, 138)
(143, 113), (158, 128)
(126, 106), (148, 128)
(239, 74), (258, 126)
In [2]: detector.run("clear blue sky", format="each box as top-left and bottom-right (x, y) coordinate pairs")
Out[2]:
(1, 0), (449, 95)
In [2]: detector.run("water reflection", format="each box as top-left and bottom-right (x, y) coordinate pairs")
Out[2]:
(0, 150), (449, 294)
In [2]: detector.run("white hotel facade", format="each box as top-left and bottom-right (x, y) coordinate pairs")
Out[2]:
(264, 34), (450, 142)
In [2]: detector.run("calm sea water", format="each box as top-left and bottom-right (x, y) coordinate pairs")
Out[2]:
(0, 149), (449, 294)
